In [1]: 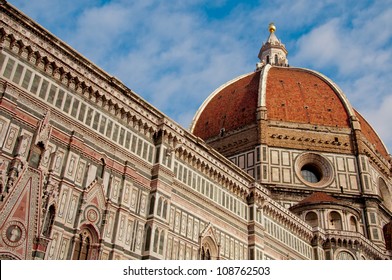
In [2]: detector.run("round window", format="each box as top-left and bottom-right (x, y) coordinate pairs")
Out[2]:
(301, 164), (322, 183)
(295, 153), (334, 188)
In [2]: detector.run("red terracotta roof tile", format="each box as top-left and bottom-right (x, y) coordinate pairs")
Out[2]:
(266, 68), (351, 127)
(192, 71), (260, 140)
(297, 192), (338, 205)
(192, 67), (389, 165)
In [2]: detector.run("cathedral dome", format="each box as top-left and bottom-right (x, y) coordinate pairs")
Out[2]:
(191, 66), (353, 138)
(190, 25), (390, 164)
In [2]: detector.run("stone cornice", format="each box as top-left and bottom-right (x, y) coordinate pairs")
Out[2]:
(0, 3), (257, 203)
(249, 184), (313, 241)
(361, 138), (391, 176)
(322, 229), (387, 259)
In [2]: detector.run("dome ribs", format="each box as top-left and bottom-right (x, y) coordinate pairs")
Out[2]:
(192, 66), (390, 165)
(266, 68), (350, 128)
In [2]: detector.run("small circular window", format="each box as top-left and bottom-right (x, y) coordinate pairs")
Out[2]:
(295, 153), (334, 188)
(301, 164), (322, 183)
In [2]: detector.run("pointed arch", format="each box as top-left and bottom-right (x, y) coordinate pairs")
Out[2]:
(162, 200), (168, 219)
(72, 224), (100, 260)
(199, 223), (219, 260)
(144, 225), (152, 251)
(200, 236), (217, 260)
(83, 179), (106, 229)
(97, 158), (106, 179)
(379, 178), (392, 212)
(42, 204), (56, 237)
(157, 197), (163, 215)
(153, 228), (159, 252)
(159, 231), (165, 255)
(149, 195), (155, 215)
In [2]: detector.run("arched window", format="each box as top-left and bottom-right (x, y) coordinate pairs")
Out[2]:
(274, 54), (278, 65)
(42, 205), (55, 237)
(379, 178), (392, 212)
(72, 228), (94, 260)
(144, 226), (151, 251)
(162, 201), (168, 219)
(383, 221), (392, 251)
(28, 142), (45, 168)
(97, 158), (105, 179)
(153, 228), (159, 252)
(349, 216), (358, 232)
(301, 164), (322, 183)
(149, 196), (155, 215)
(266, 55), (270, 64)
(329, 211), (343, 230)
(305, 211), (318, 228)
(159, 231), (165, 255)
(157, 197), (163, 216)
(200, 236), (218, 260)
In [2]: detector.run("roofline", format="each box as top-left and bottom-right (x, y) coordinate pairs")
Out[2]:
(295, 68), (390, 157)
(290, 200), (361, 215)
(354, 109), (390, 156)
(260, 65), (358, 124)
(288, 67), (356, 118)
(189, 71), (257, 133)
(190, 63), (388, 157)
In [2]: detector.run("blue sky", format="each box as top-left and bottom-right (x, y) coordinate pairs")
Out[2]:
(9, 0), (392, 153)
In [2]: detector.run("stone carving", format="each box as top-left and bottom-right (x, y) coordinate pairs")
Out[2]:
(2, 221), (26, 247)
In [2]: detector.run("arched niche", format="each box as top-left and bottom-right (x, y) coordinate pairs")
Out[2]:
(379, 178), (392, 212)
(335, 250), (355, 260)
(329, 211), (343, 230)
(200, 236), (218, 260)
(71, 225), (100, 260)
(383, 221), (392, 251)
(42, 204), (56, 237)
(305, 211), (319, 228)
(199, 223), (219, 260)
(349, 216), (358, 232)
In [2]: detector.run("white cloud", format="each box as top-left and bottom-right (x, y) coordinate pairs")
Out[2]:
(362, 95), (392, 153)
(9, 0), (97, 33)
(76, 1), (252, 128)
(289, 2), (392, 151)
(292, 17), (392, 76)
(9, 0), (392, 151)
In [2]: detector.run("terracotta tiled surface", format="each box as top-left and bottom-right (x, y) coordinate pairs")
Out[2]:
(193, 66), (389, 164)
(194, 66), (353, 141)
(297, 192), (338, 205)
(355, 109), (389, 160)
(193, 71), (260, 140)
(266, 68), (350, 128)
